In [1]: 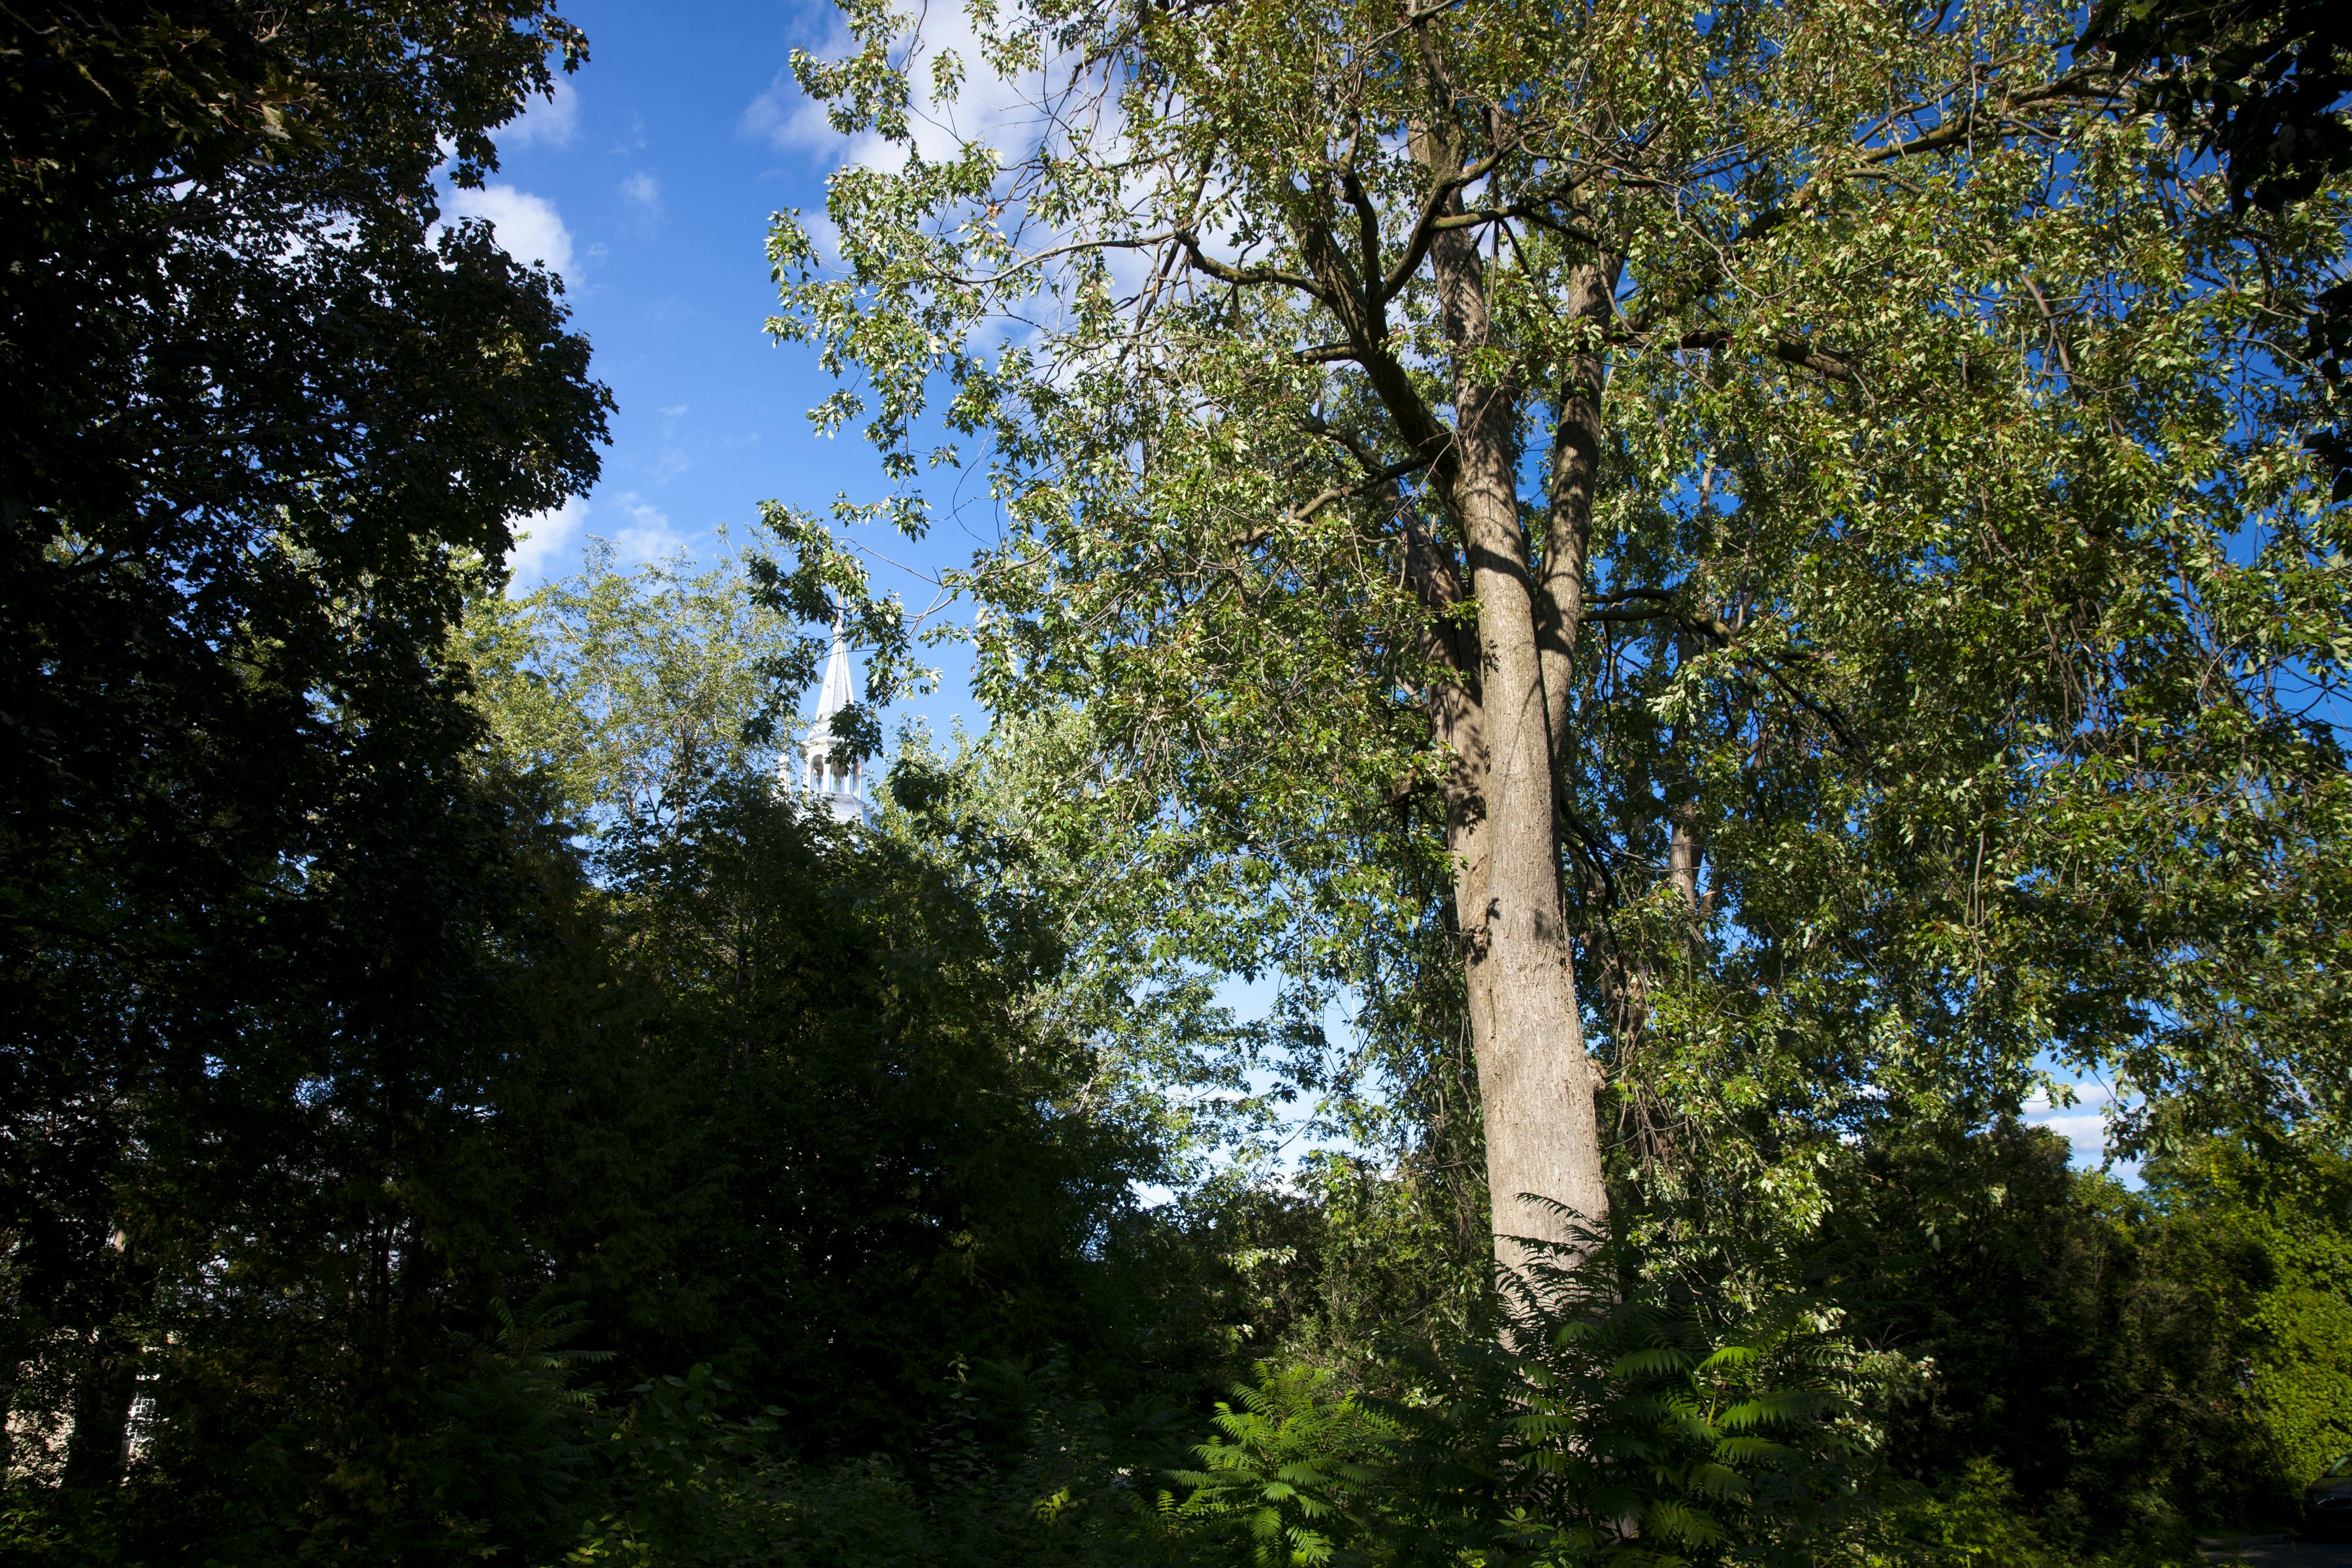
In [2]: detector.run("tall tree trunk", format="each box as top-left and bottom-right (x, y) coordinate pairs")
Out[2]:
(61, 1330), (137, 1490)
(1429, 227), (1609, 1280)
(61, 1227), (143, 1490)
(1665, 632), (1707, 957)
(1537, 260), (1615, 768)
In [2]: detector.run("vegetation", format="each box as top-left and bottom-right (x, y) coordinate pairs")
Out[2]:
(5, 0), (2351, 1564)
(771, 0), (2352, 1283)
(2, 0), (607, 1542)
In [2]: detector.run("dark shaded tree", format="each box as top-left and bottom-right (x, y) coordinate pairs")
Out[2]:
(463, 549), (1233, 1462)
(1, 0), (607, 1556)
(2089, 0), (2352, 492)
(497, 778), (1154, 1460)
(1827, 1123), (2323, 1546)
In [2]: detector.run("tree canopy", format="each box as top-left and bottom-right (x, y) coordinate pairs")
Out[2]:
(770, 0), (2352, 1261)
(5, 0), (2351, 1563)
(2, 0), (606, 1529)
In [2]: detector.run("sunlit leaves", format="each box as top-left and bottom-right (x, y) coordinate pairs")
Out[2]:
(767, 0), (2352, 1235)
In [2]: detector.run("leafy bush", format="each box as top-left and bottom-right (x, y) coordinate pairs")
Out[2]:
(564, 1362), (1179, 1568)
(419, 1298), (613, 1559)
(1170, 1228), (1865, 1568)
(1862, 1461), (2073, 1568)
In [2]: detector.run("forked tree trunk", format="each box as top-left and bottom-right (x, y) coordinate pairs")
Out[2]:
(1455, 470), (1609, 1278)
(1429, 226), (1609, 1282)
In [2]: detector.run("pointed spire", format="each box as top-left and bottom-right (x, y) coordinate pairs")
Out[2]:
(792, 614), (872, 826)
(812, 615), (857, 731)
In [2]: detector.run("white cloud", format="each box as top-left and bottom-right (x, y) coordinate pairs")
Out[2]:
(648, 405), (693, 481)
(507, 495), (586, 583)
(2025, 1080), (2125, 1169)
(2023, 1083), (2110, 1115)
(504, 77), (580, 150)
(740, 5), (1054, 174)
(740, 68), (839, 154)
(507, 493), (685, 585)
(610, 493), (684, 562)
(619, 169), (664, 221)
(2034, 1113), (2110, 1156)
(440, 184), (575, 278)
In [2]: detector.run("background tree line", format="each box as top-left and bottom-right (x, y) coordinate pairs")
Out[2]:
(4, 0), (2351, 1564)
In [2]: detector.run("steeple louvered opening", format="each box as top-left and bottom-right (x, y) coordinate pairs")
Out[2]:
(789, 617), (872, 826)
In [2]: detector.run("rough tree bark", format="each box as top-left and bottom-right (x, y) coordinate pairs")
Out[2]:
(1409, 80), (1609, 1276)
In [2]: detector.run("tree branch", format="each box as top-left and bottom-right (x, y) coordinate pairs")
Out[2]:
(1671, 328), (1857, 382)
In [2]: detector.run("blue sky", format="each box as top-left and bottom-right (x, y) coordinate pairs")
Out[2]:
(458, 0), (2129, 1175)
(460, 0), (982, 738)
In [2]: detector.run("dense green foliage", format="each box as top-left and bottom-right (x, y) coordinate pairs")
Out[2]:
(7, 0), (2352, 1564)
(769, 0), (2352, 1273)
(1829, 1125), (2302, 1541)
(468, 556), (1183, 1450)
(1, 0), (608, 1543)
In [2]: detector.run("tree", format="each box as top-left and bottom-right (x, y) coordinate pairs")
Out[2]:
(2091, 0), (2351, 214)
(769, 0), (2352, 1273)
(467, 546), (1186, 1454)
(2145, 1137), (2352, 1492)
(466, 537), (817, 847)
(0, 0), (606, 1541)
(1827, 1123), (2292, 1544)
(2085, 0), (2352, 495)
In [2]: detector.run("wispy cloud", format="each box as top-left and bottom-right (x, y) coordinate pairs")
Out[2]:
(648, 404), (693, 482)
(440, 184), (575, 278)
(504, 77), (581, 150)
(610, 493), (685, 561)
(739, 1), (1048, 174)
(618, 169), (664, 231)
(508, 493), (687, 585)
(740, 66), (838, 154)
(508, 495), (587, 583)
(2025, 1082), (2121, 1168)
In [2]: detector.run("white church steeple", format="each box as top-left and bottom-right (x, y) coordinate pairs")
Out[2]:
(795, 618), (872, 825)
